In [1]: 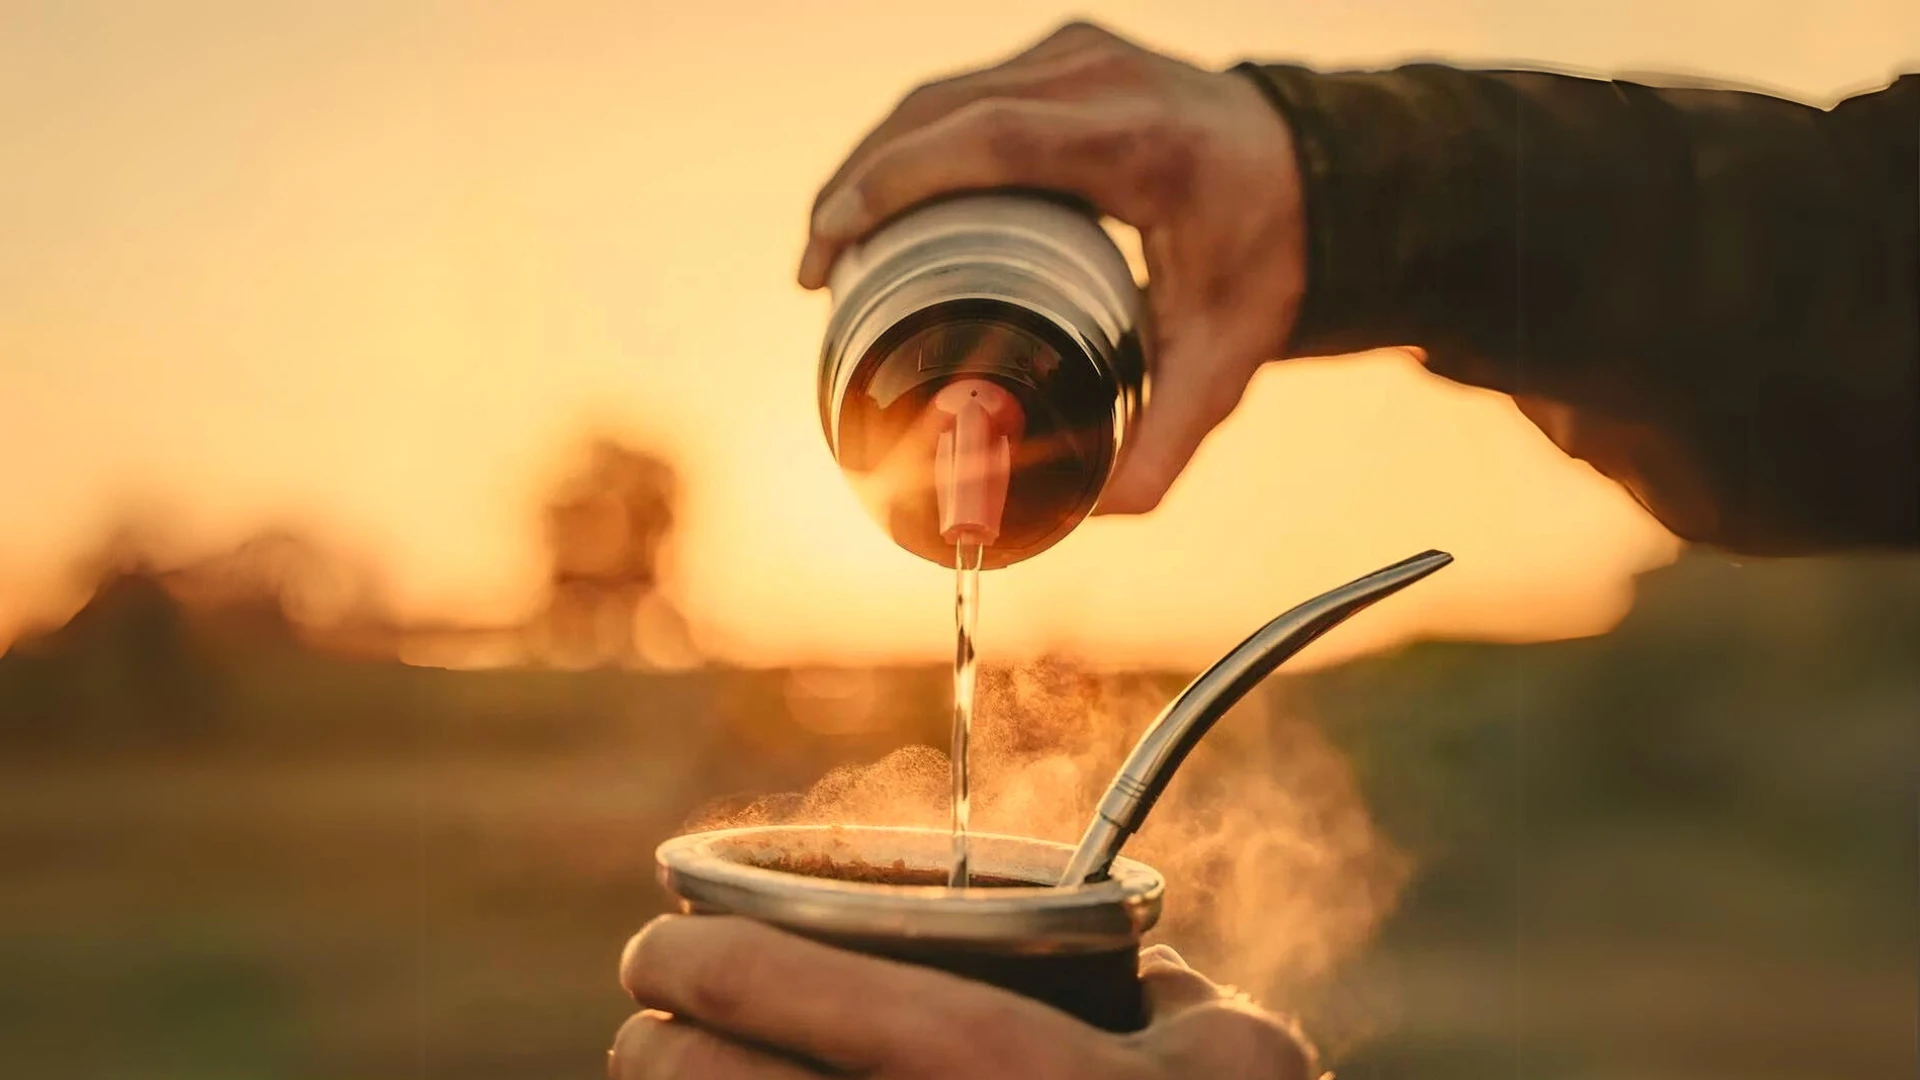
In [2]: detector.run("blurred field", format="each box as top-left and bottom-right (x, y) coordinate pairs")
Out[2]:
(2, 551), (1915, 1079)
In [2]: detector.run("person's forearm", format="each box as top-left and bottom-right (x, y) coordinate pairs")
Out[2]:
(1237, 62), (1919, 554)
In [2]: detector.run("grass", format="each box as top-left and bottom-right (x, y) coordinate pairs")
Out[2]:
(3, 551), (1917, 1078)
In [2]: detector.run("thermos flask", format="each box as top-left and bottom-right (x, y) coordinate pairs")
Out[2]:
(817, 194), (1145, 569)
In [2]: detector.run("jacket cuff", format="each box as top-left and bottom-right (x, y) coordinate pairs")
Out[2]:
(1231, 61), (1507, 361)
(1231, 62), (1346, 357)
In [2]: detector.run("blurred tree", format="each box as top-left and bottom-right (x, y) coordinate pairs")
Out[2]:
(536, 438), (693, 669)
(0, 526), (224, 749)
(162, 526), (370, 635)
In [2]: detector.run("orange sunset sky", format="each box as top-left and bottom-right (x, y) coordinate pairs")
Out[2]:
(2, 1), (1913, 668)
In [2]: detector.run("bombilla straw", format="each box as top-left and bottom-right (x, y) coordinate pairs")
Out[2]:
(1057, 549), (1454, 888)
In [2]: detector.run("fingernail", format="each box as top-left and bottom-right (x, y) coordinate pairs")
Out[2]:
(797, 244), (827, 290)
(812, 186), (866, 240)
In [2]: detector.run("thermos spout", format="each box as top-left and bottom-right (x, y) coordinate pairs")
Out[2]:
(933, 379), (1024, 547)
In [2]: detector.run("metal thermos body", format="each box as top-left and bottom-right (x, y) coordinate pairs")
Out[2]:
(817, 194), (1145, 569)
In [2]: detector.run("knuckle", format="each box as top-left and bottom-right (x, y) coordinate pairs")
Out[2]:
(1051, 20), (1152, 74)
(955, 95), (1018, 132)
(842, 161), (903, 223)
(1084, 39), (1148, 79)
(835, 169), (877, 215)
(896, 78), (948, 115)
(1049, 19), (1114, 45)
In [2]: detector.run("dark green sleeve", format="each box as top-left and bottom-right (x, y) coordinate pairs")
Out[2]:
(1235, 63), (1919, 555)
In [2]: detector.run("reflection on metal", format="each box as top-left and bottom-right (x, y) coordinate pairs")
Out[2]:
(1059, 550), (1455, 887)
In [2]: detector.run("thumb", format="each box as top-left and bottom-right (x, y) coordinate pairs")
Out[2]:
(1095, 340), (1254, 516)
(1141, 1001), (1318, 1080)
(1140, 958), (1225, 1019)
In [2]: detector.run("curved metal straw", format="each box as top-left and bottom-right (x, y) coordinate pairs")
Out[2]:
(1058, 549), (1454, 887)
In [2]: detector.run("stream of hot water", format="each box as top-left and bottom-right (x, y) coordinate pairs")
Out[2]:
(950, 541), (983, 887)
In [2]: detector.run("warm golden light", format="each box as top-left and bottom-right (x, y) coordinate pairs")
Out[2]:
(3, 0), (1912, 665)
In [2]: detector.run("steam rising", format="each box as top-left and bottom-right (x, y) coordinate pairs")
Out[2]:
(690, 657), (1409, 1051)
